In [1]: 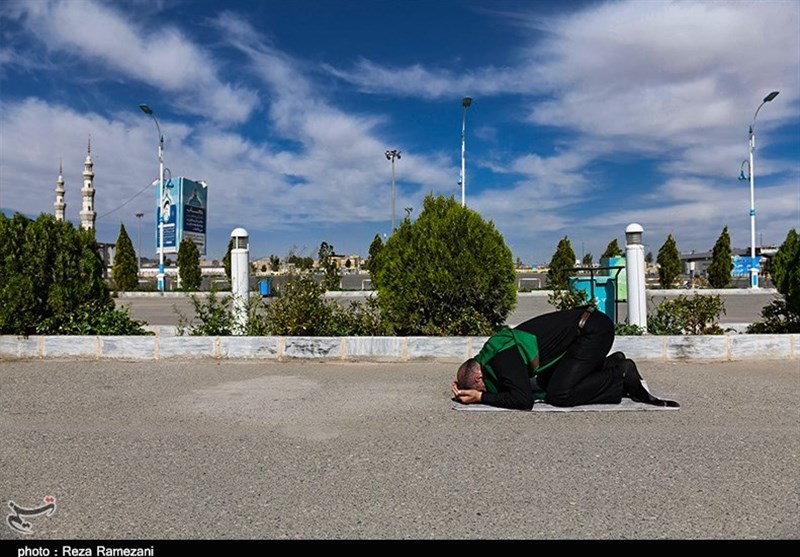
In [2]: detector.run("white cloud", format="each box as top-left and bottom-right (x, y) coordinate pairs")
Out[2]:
(6, 0), (259, 125)
(1, 0), (797, 264)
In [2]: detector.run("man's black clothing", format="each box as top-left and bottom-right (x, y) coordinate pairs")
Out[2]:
(479, 307), (624, 410)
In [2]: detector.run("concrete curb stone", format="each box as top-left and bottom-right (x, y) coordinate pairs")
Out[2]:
(1, 333), (797, 362)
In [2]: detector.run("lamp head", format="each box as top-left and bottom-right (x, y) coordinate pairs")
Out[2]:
(763, 91), (779, 103)
(139, 104), (153, 115)
(739, 160), (750, 181)
(462, 97), (472, 108)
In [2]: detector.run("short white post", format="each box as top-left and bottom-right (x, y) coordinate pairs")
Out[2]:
(230, 228), (250, 334)
(625, 223), (647, 331)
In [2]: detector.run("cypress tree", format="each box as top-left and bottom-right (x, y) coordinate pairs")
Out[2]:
(601, 239), (624, 259)
(223, 238), (233, 281)
(112, 223), (139, 291)
(269, 254), (281, 272)
(318, 241), (339, 291)
(178, 238), (202, 291)
(706, 226), (733, 288)
(547, 236), (577, 290)
(771, 229), (800, 316)
(656, 234), (681, 288)
(366, 233), (384, 275)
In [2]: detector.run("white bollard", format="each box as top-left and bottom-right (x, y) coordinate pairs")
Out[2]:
(625, 223), (647, 331)
(230, 227), (249, 334)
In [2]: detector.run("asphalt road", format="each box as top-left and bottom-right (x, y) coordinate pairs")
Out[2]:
(115, 289), (781, 329)
(1, 358), (797, 540)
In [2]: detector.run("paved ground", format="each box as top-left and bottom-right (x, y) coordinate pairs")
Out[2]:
(1, 358), (797, 540)
(115, 289), (781, 329)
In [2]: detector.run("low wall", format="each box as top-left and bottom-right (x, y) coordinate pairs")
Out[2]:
(1, 333), (797, 362)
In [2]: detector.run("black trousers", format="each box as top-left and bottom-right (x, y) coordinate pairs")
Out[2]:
(536, 310), (624, 406)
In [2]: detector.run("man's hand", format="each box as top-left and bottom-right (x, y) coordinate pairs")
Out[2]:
(451, 381), (482, 404)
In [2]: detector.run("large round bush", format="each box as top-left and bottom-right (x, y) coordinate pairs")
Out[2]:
(371, 194), (516, 335)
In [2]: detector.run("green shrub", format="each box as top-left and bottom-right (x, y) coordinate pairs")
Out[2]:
(248, 273), (388, 336)
(615, 322), (645, 336)
(547, 288), (591, 311)
(175, 273), (389, 337)
(256, 274), (332, 335)
(371, 194), (516, 336)
(176, 290), (236, 336)
(747, 228), (800, 333)
(38, 301), (150, 335)
(328, 296), (389, 336)
(647, 293), (726, 335)
(746, 300), (799, 334)
(0, 212), (147, 336)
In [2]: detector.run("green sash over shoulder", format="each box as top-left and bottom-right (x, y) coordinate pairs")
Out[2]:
(474, 328), (539, 394)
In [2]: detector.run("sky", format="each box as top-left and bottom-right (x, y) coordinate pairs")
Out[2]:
(1, 0), (798, 266)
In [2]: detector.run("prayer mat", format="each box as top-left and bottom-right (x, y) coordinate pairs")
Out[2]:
(453, 381), (680, 412)
(453, 398), (680, 412)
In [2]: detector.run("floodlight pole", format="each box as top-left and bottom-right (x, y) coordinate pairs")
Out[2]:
(460, 97), (472, 207)
(385, 149), (401, 231)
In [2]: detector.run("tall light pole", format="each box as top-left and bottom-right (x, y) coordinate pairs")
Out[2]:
(385, 149), (401, 231)
(460, 96), (472, 207)
(135, 212), (144, 274)
(747, 90), (779, 289)
(139, 104), (166, 292)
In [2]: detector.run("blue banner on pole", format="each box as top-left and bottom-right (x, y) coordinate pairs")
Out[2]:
(155, 177), (208, 255)
(732, 255), (761, 276)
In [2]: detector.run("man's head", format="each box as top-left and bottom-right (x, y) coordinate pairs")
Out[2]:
(456, 358), (486, 391)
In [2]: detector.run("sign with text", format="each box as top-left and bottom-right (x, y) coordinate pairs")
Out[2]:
(155, 177), (208, 255)
(732, 255), (761, 276)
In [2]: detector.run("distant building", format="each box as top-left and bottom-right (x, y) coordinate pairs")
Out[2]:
(680, 247), (777, 278)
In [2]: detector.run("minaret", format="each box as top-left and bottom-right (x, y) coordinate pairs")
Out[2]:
(79, 137), (96, 231)
(54, 158), (66, 222)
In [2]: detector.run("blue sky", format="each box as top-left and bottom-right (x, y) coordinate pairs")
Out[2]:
(1, 0), (798, 265)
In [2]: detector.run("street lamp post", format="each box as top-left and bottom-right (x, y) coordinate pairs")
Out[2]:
(385, 149), (401, 231)
(460, 96), (472, 207)
(135, 212), (144, 274)
(139, 104), (166, 292)
(747, 90), (779, 289)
